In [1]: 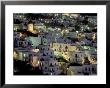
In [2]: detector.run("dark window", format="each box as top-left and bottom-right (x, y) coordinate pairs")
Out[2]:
(50, 63), (52, 66)
(85, 68), (87, 71)
(41, 58), (44, 61)
(92, 67), (94, 71)
(75, 54), (77, 58)
(65, 46), (68, 49)
(43, 53), (46, 56)
(43, 48), (45, 50)
(50, 56), (53, 58)
(45, 67), (47, 69)
(52, 68), (54, 72)
(89, 68), (91, 71)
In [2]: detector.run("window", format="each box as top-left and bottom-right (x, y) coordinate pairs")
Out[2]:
(43, 53), (46, 56)
(75, 54), (77, 58)
(50, 56), (53, 58)
(89, 68), (91, 71)
(92, 67), (94, 72)
(41, 58), (44, 61)
(50, 63), (52, 66)
(43, 48), (45, 50)
(85, 67), (87, 71)
(45, 67), (47, 69)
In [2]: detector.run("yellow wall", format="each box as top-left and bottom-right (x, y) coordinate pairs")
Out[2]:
(51, 43), (77, 52)
(28, 23), (34, 33)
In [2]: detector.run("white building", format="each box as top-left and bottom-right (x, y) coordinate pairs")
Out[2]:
(50, 43), (77, 52)
(67, 66), (83, 75)
(70, 51), (85, 64)
(67, 64), (97, 75)
(37, 44), (62, 75)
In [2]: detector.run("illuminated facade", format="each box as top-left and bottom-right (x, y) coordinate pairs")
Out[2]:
(37, 45), (62, 75)
(13, 13), (97, 75)
(50, 43), (77, 52)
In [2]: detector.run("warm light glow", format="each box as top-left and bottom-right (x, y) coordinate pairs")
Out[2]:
(92, 33), (96, 41)
(32, 49), (39, 53)
(76, 31), (79, 33)
(31, 56), (40, 67)
(71, 14), (79, 18)
(13, 50), (18, 60)
(28, 23), (34, 32)
(58, 28), (61, 31)
(23, 54), (26, 57)
(62, 13), (70, 16)
(20, 33), (23, 37)
(65, 29), (69, 33)
(28, 23), (37, 34)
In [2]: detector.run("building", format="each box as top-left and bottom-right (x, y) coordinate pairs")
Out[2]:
(50, 43), (77, 52)
(37, 44), (62, 75)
